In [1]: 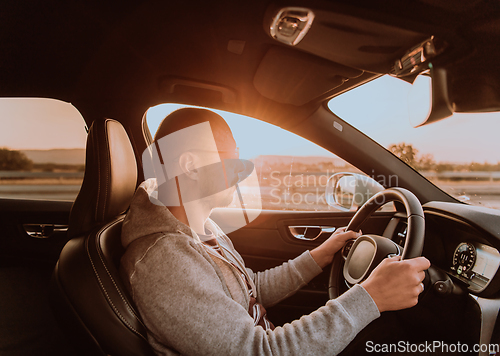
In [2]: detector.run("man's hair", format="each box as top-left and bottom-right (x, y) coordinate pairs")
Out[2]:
(154, 108), (233, 148)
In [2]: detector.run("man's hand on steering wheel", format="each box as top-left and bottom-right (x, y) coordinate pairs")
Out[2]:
(324, 188), (432, 313)
(310, 227), (362, 269)
(310, 225), (430, 312)
(361, 255), (430, 312)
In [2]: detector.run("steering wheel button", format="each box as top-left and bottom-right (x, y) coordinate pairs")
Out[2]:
(341, 239), (355, 260)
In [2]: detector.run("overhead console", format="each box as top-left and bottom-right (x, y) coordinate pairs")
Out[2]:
(263, 5), (430, 73)
(262, 3), (500, 113)
(257, 4), (433, 105)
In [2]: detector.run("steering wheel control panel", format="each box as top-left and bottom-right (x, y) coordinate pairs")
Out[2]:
(450, 241), (500, 292)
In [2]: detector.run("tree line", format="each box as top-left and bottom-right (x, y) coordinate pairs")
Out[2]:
(0, 148), (84, 171)
(389, 143), (500, 172)
(2, 145), (498, 173)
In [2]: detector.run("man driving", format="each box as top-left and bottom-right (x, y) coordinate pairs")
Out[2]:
(120, 107), (430, 355)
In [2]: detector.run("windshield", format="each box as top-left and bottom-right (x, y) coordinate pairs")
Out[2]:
(328, 75), (500, 210)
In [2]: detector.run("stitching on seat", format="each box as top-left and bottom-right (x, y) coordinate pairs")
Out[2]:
(101, 119), (111, 222)
(86, 221), (148, 340)
(96, 223), (149, 328)
(94, 129), (101, 222)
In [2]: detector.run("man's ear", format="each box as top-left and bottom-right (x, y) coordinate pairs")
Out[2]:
(178, 152), (198, 180)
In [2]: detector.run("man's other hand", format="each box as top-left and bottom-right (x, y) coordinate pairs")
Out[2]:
(361, 256), (431, 312)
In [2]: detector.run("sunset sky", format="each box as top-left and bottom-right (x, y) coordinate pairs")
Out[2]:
(328, 75), (500, 164)
(0, 98), (87, 150)
(2, 75), (500, 164)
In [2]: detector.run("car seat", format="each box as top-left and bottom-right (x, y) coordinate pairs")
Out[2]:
(50, 118), (156, 356)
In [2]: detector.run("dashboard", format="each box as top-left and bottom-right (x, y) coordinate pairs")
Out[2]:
(384, 201), (500, 296)
(450, 242), (500, 292)
(375, 200), (500, 349)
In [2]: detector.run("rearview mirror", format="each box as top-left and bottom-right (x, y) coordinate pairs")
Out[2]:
(325, 173), (384, 211)
(408, 66), (453, 127)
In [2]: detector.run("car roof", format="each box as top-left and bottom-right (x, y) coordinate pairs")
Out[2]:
(1, 0), (500, 128)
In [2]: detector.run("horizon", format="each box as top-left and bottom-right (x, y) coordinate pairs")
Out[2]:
(6, 147), (500, 166)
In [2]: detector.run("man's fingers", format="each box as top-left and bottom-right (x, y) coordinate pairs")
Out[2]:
(343, 230), (360, 239)
(332, 229), (359, 242)
(405, 256), (431, 271)
(387, 255), (401, 262)
(333, 227), (363, 244)
(387, 256), (430, 272)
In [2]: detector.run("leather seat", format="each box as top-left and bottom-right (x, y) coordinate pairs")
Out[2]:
(50, 118), (156, 356)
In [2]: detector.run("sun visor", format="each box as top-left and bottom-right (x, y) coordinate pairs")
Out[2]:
(253, 47), (363, 105)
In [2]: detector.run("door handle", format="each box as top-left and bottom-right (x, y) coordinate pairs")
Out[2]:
(23, 224), (68, 239)
(288, 226), (336, 241)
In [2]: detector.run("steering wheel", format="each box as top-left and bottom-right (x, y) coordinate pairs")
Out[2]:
(328, 187), (425, 299)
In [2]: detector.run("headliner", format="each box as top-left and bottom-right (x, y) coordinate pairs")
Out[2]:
(1, 0), (499, 127)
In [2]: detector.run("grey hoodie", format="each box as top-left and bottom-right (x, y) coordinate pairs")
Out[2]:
(120, 180), (380, 355)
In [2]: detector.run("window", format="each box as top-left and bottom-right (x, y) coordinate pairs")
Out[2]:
(328, 75), (500, 210)
(0, 98), (87, 201)
(146, 104), (367, 211)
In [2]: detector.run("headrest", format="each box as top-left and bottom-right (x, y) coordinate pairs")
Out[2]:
(68, 118), (137, 238)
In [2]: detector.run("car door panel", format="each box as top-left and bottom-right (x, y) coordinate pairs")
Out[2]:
(213, 209), (395, 263)
(0, 198), (72, 264)
(0, 198), (75, 355)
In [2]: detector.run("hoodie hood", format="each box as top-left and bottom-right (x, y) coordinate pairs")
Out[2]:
(121, 179), (194, 248)
(122, 179), (259, 297)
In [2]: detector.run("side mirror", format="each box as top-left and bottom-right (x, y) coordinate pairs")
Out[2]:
(325, 173), (384, 211)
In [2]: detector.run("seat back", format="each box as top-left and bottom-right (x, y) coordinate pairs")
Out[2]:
(67, 118), (138, 238)
(52, 218), (155, 356)
(51, 118), (155, 355)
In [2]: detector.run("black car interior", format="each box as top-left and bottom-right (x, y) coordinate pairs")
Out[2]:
(2, 1), (500, 355)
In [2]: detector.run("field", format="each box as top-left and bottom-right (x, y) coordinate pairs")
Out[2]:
(236, 170), (500, 211)
(433, 181), (500, 209)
